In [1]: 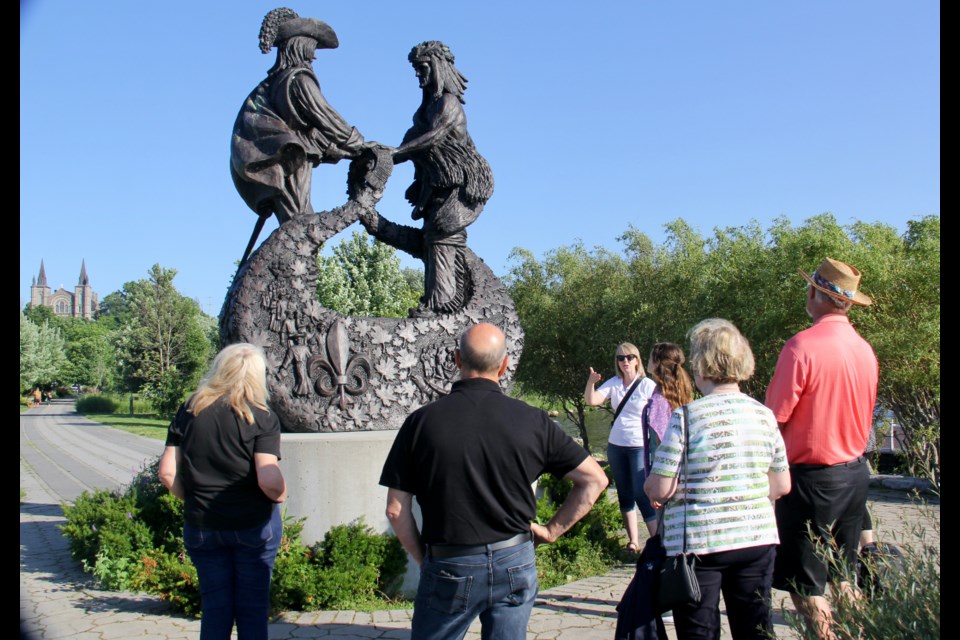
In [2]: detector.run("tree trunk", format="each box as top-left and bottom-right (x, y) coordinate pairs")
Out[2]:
(563, 399), (591, 454)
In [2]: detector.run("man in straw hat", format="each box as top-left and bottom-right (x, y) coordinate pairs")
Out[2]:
(765, 258), (878, 637)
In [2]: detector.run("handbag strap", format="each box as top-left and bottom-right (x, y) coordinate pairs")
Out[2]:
(657, 406), (691, 548)
(641, 398), (654, 472)
(680, 405), (690, 554)
(612, 376), (644, 423)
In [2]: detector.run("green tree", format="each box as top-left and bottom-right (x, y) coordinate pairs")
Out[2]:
(97, 290), (134, 329)
(316, 230), (423, 318)
(61, 320), (116, 391)
(847, 216), (940, 486)
(507, 243), (632, 452)
(510, 215), (940, 479)
(20, 312), (67, 391)
(111, 265), (214, 416)
(23, 303), (64, 329)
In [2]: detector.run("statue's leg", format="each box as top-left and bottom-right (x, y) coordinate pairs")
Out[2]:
(276, 151), (314, 220)
(422, 241), (467, 313)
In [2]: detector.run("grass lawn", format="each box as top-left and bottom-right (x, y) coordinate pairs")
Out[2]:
(84, 413), (169, 440)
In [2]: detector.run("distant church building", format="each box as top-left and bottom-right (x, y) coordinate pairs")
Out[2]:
(29, 260), (99, 320)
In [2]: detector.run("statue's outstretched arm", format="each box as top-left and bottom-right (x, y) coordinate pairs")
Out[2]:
(292, 72), (365, 157)
(359, 209), (425, 260)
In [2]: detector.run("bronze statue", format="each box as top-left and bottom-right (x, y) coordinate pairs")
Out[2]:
(361, 41), (494, 315)
(232, 7), (367, 264)
(222, 19), (522, 432)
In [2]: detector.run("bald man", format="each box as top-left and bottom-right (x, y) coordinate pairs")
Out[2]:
(380, 323), (608, 640)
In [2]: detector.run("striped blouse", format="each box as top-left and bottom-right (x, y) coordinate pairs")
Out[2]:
(650, 392), (788, 556)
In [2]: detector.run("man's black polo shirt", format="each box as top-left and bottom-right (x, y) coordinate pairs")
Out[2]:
(380, 377), (588, 545)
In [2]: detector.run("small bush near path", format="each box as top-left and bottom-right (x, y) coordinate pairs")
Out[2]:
(272, 518), (407, 611)
(75, 395), (119, 414)
(61, 458), (407, 615)
(782, 497), (940, 640)
(535, 471), (623, 589)
(76, 392), (155, 415)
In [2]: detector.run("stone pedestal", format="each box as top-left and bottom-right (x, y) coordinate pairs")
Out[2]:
(278, 431), (421, 594)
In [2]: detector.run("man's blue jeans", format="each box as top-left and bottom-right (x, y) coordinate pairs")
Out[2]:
(183, 506), (282, 640)
(412, 540), (538, 640)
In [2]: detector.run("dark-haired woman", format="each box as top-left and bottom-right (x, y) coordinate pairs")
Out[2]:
(642, 342), (695, 471)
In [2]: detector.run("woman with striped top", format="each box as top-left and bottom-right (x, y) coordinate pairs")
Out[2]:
(645, 319), (791, 640)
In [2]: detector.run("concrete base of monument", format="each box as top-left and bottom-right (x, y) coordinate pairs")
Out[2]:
(279, 430), (422, 597)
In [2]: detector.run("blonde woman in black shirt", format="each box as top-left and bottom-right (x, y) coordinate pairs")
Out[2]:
(159, 343), (286, 640)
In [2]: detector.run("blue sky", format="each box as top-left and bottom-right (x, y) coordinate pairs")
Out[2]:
(21, 1), (939, 315)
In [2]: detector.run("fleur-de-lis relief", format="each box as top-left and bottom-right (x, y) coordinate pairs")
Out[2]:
(307, 319), (373, 412)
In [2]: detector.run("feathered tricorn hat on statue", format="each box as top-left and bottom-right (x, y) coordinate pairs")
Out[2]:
(800, 257), (873, 306)
(259, 7), (339, 53)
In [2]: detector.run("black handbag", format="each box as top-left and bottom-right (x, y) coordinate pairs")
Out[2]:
(657, 552), (700, 612)
(655, 406), (701, 612)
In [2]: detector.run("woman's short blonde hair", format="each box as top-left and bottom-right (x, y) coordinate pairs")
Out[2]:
(687, 319), (755, 383)
(187, 343), (270, 424)
(614, 342), (646, 379)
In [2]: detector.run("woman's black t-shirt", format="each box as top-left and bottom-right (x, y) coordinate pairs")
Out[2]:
(166, 399), (281, 530)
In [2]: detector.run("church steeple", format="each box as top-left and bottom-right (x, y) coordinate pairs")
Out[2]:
(29, 259), (98, 320)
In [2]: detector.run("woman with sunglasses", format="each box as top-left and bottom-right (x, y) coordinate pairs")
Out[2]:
(585, 342), (658, 551)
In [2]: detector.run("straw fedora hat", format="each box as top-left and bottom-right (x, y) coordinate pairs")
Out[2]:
(800, 258), (872, 306)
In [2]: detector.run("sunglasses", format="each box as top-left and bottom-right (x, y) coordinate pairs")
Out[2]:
(616, 354), (637, 362)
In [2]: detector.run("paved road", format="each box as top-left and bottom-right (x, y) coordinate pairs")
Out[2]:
(21, 399), (939, 639)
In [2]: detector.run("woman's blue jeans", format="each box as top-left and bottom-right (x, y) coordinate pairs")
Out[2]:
(183, 506), (282, 640)
(412, 540), (538, 640)
(607, 443), (657, 522)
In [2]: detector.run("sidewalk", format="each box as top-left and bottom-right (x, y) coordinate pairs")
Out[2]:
(21, 400), (939, 639)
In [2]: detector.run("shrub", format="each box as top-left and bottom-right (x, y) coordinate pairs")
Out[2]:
(313, 521), (407, 608)
(271, 518), (407, 611)
(75, 395), (119, 414)
(107, 392), (156, 415)
(782, 499), (940, 640)
(134, 548), (201, 616)
(897, 420), (940, 494)
(271, 517), (321, 611)
(127, 461), (185, 553)
(535, 472), (623, 589)
(61, 463), (203, 615)
(83, 392), (156, 416)
(62, 457), (407, 615)
(61, 490), (151, 566)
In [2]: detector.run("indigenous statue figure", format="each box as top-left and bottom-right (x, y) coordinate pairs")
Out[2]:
(232, 7), (367, 264)
(361, 41), (494, 316)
